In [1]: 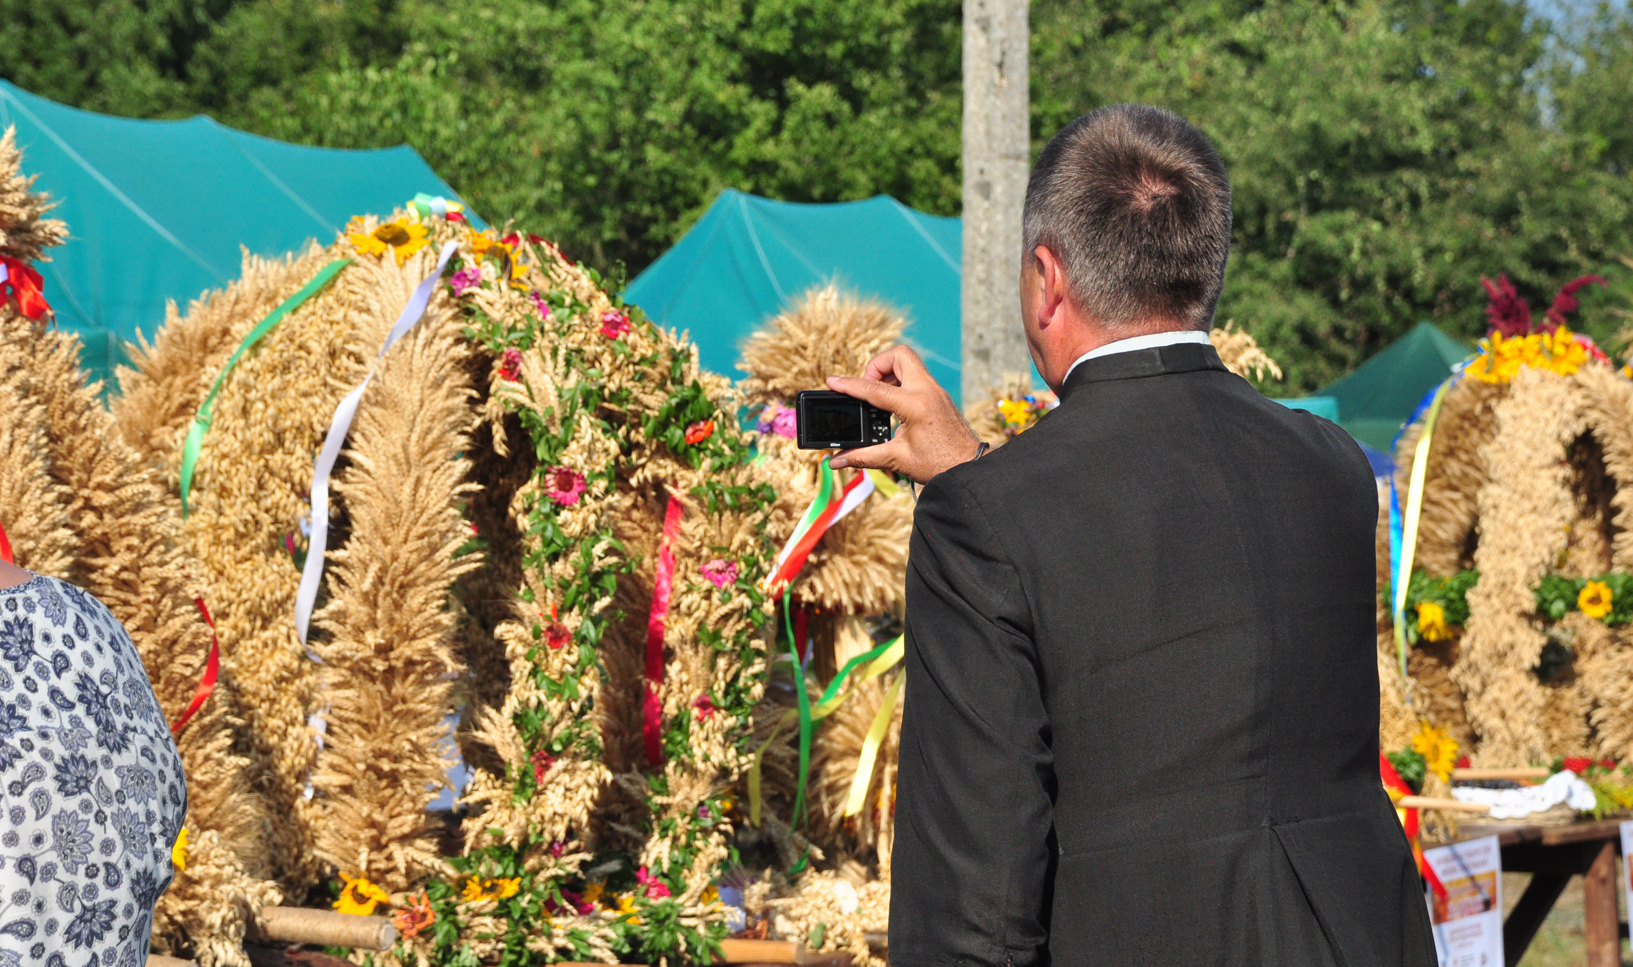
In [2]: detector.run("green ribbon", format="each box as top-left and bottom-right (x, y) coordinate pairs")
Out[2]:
(178, 260), (350, 517)
(785, 587), (813, 872)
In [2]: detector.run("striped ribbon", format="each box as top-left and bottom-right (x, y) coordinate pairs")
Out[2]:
(295, 241), (459, 644)
(179, 259), (351, 517)
(1381, 752), (1447, 903)
(644, 493), (685, 765)
(1390, 378), (1454, 677)
(759, 459), (874, 595)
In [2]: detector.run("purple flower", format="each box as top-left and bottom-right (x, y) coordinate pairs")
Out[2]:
(449, 266), (481, 296)
(531, 291), (552, 321)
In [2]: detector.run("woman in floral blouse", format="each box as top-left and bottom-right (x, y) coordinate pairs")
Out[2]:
(0, 559), (185, 967)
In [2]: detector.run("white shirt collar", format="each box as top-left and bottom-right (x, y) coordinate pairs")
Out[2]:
(1062, 329), (1212, 384)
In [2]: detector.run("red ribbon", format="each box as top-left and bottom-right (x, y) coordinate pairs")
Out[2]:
(643, 494), (685, 765)
(1381, 753), (1447, 903)
(0, 520), (12, 565)
(170, 597), (221, 734)
(794, 605), (811, 667)
(1, 257), (49, 320)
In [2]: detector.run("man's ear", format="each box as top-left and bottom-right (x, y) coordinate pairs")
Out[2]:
(1034, 245), (1068, 328)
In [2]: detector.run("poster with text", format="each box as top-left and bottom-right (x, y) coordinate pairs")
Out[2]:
(1425, 835), (1503, 967)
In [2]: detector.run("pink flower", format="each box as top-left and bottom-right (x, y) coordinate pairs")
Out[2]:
(548, 840), (565, 858)
(635, 866), (672, 899)
(531, 290), (552, 321)
(599, 309), (630, 339)
(531, 749), (555, 785)
(500, 347), (522, 382)
(700, 559), (737, 589)
(692, 694), (716, 720)
(544, 466), (586, 506)
(770, 407), (797, 438)
(449, 266), (481, 295)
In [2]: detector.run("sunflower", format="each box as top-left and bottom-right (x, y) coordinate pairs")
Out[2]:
(1580, 580), (1614, 620)
(348, 219), (430, 265)
(1411, 722), (1459, 783)
(171, 828), (188, 871)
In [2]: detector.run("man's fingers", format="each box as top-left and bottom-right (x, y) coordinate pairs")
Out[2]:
(828, 437), (903, 472)
(826, 375), (908, 414)
(862, 344), (926, 385)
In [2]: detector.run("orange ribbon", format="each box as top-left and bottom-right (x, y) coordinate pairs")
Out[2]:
(1381, 753), (1447, 902)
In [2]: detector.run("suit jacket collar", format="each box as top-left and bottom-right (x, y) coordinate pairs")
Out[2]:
(1057, 342), (1229, 404)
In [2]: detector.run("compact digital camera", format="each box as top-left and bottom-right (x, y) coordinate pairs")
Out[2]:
(795, 390), (893, 450)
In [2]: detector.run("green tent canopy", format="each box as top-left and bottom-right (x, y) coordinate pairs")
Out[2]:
(1321, 321), (1472, 451)
(0, 80), (476, 383)
(623, 189), (965, 403)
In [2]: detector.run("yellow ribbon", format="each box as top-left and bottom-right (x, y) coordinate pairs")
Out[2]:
(1392, 379), (1453, 677)
(746, 634), (905, 824)
(866, 468), (900, 498)
(843, 673), (903, 817)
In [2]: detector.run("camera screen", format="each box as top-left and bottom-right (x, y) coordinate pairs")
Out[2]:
(805, 398), (866, 444)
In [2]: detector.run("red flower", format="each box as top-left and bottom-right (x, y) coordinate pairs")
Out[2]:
(1482, 274), (1533, 337)
(531, 749), (555, 785)
(394, 893), (435, 938)
(543, 603), (571, 649)
(500, 347), (522, 382)
(1563, 756), (1593, 775)
(692, 694), (716, 720)
(548, 840), (565, 858)
(1601, 758), (1619, 770)
(544, 466), (587, 506)
(1545, 275), (1608, 329)
(685, 419), (715, 445)
(599, 310), (630, 339)
(1455, 755), (1470, 769)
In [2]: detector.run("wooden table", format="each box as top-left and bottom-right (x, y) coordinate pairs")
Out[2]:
(1460, 818), (1625, 967)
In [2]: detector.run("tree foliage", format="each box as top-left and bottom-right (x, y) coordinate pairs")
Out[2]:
(3, 0), (1633, 388)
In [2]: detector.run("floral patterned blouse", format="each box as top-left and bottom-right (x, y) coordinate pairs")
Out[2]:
(0, 575), (185, 967)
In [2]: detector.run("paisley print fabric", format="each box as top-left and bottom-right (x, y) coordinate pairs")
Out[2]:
(0, 575), (185, 967)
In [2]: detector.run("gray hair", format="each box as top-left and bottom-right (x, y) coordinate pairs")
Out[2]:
(1022, 105), (1232, 330)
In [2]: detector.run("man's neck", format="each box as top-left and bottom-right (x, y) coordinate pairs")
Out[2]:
(1045, 319), (1202, 389)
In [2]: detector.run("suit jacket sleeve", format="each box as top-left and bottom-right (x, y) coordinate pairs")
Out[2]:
(888, 472), (1055, 966)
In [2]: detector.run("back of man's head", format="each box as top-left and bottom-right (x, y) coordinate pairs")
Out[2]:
(1023, 105), (1232, 332)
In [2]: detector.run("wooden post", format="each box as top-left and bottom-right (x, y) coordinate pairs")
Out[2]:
(960, 0), (1031, 404)
(1583, 840), (1620, 967)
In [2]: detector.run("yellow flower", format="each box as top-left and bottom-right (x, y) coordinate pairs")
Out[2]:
(348, 219), (430, 265)
(171, 828), (188, 871)
(335, 873), (389, 916)
(1580, 580), (1614, 620)
(468, 229), (506, 259)
(701, 886), (720, 906)
(1415, 601), (1452, 643)
(1544, 326), (1589, 375)
(997, 398), (1032, 427)
(460, 876), (520, 903)
(615, 893), (640, 924)
(581, 882), (605, 907)
(1411, 722), (1459, 783)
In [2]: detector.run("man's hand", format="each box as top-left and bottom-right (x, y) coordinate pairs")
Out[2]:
(826, 345), (982, 484)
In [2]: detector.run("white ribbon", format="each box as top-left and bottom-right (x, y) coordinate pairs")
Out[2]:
(294, 239), (460, 644)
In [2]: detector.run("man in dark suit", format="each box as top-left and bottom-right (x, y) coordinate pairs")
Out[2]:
(826, 105), (1436, 966)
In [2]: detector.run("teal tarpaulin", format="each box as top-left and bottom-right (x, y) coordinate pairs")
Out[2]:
(624, 189), (965, 403)
(1319, 321), (1473, 451)
(0, 81), (476, 382)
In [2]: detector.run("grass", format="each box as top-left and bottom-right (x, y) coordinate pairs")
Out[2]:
(1503, 872), (1633, 967)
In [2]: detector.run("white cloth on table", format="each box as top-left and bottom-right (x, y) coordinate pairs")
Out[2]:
(1451, 770), (1597, 819)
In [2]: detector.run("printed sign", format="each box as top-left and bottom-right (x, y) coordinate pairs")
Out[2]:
(1424, 835), (1504, 967)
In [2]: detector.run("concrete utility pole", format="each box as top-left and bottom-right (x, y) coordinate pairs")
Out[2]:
(961, 0), (1031, 406)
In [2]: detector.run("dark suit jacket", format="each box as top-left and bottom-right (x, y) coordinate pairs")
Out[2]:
(888, 343), (1436, 967)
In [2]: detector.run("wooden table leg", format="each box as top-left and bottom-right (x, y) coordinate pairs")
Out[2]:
(1583, 840), (1620, 967)
(1506, 873), (1572, 967)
